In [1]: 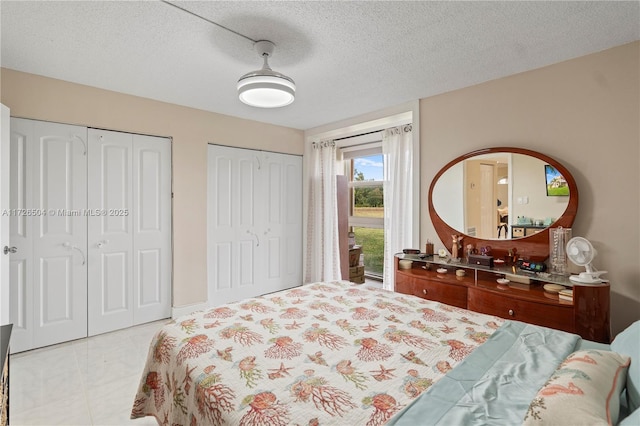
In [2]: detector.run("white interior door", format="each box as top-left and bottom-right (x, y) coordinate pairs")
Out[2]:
(0, 105), (10, 326)
(8, 118), (33, 352)
(88, 129), (171, 335)
(32, 120), (88, 348)
(8, 119), (171, 350)
(9, 119), (88, 351)
(262, 153), (302, 295)
(207, 145), (261, 305)
(207, 145), (302, 305)
(87, 129), (134, 336)
(479, 163), (495, 239)
(132, 134), (171, 325)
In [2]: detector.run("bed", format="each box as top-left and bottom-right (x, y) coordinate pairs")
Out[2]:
(131, 281), (639, 425)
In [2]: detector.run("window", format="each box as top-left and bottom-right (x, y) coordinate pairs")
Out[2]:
(343, 144), (384, 278)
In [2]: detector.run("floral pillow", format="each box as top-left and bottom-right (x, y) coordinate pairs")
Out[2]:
(611, 320), (639, 413)
(523, 350), (630, 425)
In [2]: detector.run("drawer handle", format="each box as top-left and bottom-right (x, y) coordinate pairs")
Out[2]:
(423, 289), (428, 295)
(508, 309), (515, 317)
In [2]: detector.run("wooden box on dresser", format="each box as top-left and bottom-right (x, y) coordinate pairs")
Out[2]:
(395, 255), (611, 343)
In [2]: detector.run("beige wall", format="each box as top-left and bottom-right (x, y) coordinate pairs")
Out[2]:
(0, 68), (304, 308)
(420, 41), (640, 335)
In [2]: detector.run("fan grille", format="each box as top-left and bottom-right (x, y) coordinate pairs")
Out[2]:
(566, 237), (594, 266)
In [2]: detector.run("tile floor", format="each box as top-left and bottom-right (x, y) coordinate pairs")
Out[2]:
(364, 277), (383, 288)
(9, 320), (169, 425)
(8, 279), (384, 425)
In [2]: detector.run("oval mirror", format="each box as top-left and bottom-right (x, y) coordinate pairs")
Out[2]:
(429, 147), (578, 261)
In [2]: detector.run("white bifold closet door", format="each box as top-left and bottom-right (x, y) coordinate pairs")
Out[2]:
(9, 118), (88, 353)
(8, 119), (172, 352)
(87, 128), (172, 336)
(207, 145), (302, 306)
(1, 105), (10, 326)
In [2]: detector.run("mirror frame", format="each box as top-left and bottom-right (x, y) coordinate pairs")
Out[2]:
(428, 147), (578, 262)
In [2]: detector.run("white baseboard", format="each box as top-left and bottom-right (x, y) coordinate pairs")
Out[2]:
(172, 302), (209, 319)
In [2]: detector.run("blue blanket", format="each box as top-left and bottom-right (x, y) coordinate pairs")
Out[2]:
(388, 321), (580, 425)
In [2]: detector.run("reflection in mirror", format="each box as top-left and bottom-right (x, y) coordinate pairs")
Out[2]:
(432, 152), (570, 240)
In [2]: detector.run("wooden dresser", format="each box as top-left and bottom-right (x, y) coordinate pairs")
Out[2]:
(395, 255), (610, 343)
(1, 325), (12, 426)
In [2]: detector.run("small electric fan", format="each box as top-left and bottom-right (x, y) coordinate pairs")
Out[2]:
(565, 237), (607, 284)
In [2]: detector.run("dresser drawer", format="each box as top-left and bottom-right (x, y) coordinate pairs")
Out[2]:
(468, 287), (574, 332)
(395, 255), (610, 343)
(396, 274), (467, 309)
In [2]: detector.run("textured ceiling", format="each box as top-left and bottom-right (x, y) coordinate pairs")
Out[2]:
(1, 1), (639, 130)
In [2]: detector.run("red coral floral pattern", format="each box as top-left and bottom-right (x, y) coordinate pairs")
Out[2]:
(131, 281), (503, 425)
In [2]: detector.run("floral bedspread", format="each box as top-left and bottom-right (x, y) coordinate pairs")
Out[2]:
(131, 281), (504, 426)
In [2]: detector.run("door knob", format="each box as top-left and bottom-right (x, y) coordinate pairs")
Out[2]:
(96, 239), (109, 249)
(246, 230), (260, 247)
(62, 242), (86, 265)
(3, 246), (17, 255)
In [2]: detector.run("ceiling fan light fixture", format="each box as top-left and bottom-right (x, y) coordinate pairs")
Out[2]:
(237, 73), (296, 108)
(237, 40), (296, 108)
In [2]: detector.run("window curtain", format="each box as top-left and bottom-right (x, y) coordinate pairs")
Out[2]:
(382, 125), (413, 290)
(305, 140), (341, 283)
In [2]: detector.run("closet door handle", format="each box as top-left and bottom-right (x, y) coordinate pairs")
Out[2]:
(72, 134), (87, 156)
(63, 242), (86, 265)
(96, 239), (109, 249)
(3, 246), (17, 255)
(246, 230), (260, 247)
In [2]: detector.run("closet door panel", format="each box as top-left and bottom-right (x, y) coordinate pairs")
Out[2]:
(214, 242), (232, 290)
(138, 249), (161, 305)
(267, 237), (280, 279)
(239, 240), (255, 286)
(263, 153), (302, 293)
(238, 159), (255, 228)
(137, 150), (160, 231)
(208, 147), (302, 304)
(40, 256), (74, 322)
(286, 237), (297, 275)
(263, 154), (283, 290)
(209, 153), (235, 298)
(285, 162), (302, 225)
(31, 120), (87, 348)
(87, 129), (133, 336)
(9, 259), (27, 331)
(283, 156), (302, 288)
(237, 157), (259, 288)
(0, 105), (7, 326)
(267, 160), (282, 225)
(215, 157), (232, 227)
(284, 160), (303, 280)
(207, 145), (260, 305)
(8, 119), (33, 353)
(102, 252), (129, 311)
(132, 134), (171, 324)
(40, 138), (76, 235)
